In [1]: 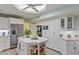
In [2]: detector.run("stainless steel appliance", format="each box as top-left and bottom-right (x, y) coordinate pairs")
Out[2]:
(10, 24), (23, 48)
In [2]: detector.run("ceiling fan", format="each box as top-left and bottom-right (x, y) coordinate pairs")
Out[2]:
(22, 4), (43, 12)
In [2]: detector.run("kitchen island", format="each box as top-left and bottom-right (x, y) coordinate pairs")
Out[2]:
(17, 36), (48, 55)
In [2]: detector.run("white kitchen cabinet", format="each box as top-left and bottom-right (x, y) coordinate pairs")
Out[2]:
(3, 37), (10, 50)
(59, 40), (79, 55)
(3, 18), (10, 30)
(17, 39), (28, 55)
(61, 16), (74, 30)
(9, 17), (24, 24)
(0, 17), (10, 30)
(67, 45), (75, 55)
(17, 41), (28, 55)
(66, 40), (79, 55)
(4, 37), (10, 49)
(0, 38), (3, 51)
(0, 37), (10, 52)
(67, 45), (79, 55)
(0, 17), (4, 30)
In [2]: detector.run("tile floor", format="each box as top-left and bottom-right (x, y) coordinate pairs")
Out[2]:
(0, 48), (61, 55)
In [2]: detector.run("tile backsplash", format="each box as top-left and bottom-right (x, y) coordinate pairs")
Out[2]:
(60, 31), (79, 39)
(0, 30), (10, 37)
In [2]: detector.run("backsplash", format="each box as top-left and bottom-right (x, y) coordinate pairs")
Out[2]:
(0, 30), (10, 37)
(59, 31), (79, 39)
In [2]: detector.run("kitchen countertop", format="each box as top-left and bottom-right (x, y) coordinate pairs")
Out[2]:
(61, 37), (79, 41)
(18, 36), (48, 44)
(0, 36), (10, 38)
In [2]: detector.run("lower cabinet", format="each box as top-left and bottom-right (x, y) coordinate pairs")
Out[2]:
(17, 41), (28, 55)
(66, 41), (79, 55)
(59, 40), (79, 55)
(0, 38), (3, 51)
(67, 45), (79, 55)
(67, 45), (75, 55)
(0, 37), (10, 52)
(4, 37), (10, 50)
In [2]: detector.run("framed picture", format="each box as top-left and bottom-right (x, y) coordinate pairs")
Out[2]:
(46, 26), (48, 30)
(43, 26), (48, 30)
(43, 26), (46, 30)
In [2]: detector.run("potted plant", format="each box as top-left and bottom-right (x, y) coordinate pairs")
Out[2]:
(24, 28), (31, 38)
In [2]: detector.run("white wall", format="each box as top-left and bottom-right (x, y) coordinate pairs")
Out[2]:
(74, 16), (79, 30)
(29, 23), (36, 34)
(36, 17), (63, 52)
(36, 16), (79, 54)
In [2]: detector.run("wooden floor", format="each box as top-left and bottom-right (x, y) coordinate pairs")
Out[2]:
(0, 48), (61, 55)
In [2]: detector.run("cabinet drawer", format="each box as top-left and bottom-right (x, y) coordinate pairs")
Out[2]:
(67, 41), (79, 46)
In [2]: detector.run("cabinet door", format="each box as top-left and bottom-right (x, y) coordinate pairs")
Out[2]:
(67, 17), (73, 29)
(3, 18), (9, 30)
(19, 41), (27, 55)
(0, 17), (9, 30)
(74, 45), (79, 55)
(4, 37), (10, 49)
(0, 19), (3, 30)
(61, 18), (65, 29)
(67, 45), (74, 55)
(0, 39), (3, 51)
(1, 38), (5, 51)
(1, 37), (10, 50)
(0, 38), (6, 52)
(67, 45), (79, 55)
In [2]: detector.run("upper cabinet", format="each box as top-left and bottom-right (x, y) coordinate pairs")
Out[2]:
(0, 17), (24, 30)
(9, 17), (24, 24)
(61, 18), (65, 29)
(61, 16), (74, 30)
(0, 17), (10, 30)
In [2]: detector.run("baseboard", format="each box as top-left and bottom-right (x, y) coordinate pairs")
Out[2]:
(46, 47), (62, 55)
(0, 47), (16, 53)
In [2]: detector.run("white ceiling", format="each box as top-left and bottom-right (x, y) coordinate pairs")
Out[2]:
(0, 4), (70, 20)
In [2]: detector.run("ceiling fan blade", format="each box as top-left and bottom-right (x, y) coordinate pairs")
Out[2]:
(32, 7), (39, 12)
(33, 4), (43, 6)
(22, 7), (29, 10)
(27, 4), (43, 6)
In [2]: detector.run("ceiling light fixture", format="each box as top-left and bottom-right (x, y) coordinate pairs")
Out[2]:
(13, 4), (46, 13)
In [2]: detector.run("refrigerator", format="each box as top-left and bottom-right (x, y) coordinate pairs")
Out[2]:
(10, 24), (23, 48)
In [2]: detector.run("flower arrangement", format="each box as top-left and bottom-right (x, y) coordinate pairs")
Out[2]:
(24, 28), (31, 38)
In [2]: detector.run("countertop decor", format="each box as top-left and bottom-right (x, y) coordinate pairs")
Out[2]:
(24, 28), (31, 38)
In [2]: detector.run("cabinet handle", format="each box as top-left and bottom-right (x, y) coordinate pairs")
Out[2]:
(73, 43), (76, 45)
(23, 44), (25, 47)
(73, 46), (76, 50)
(22, 49), (24, 51)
